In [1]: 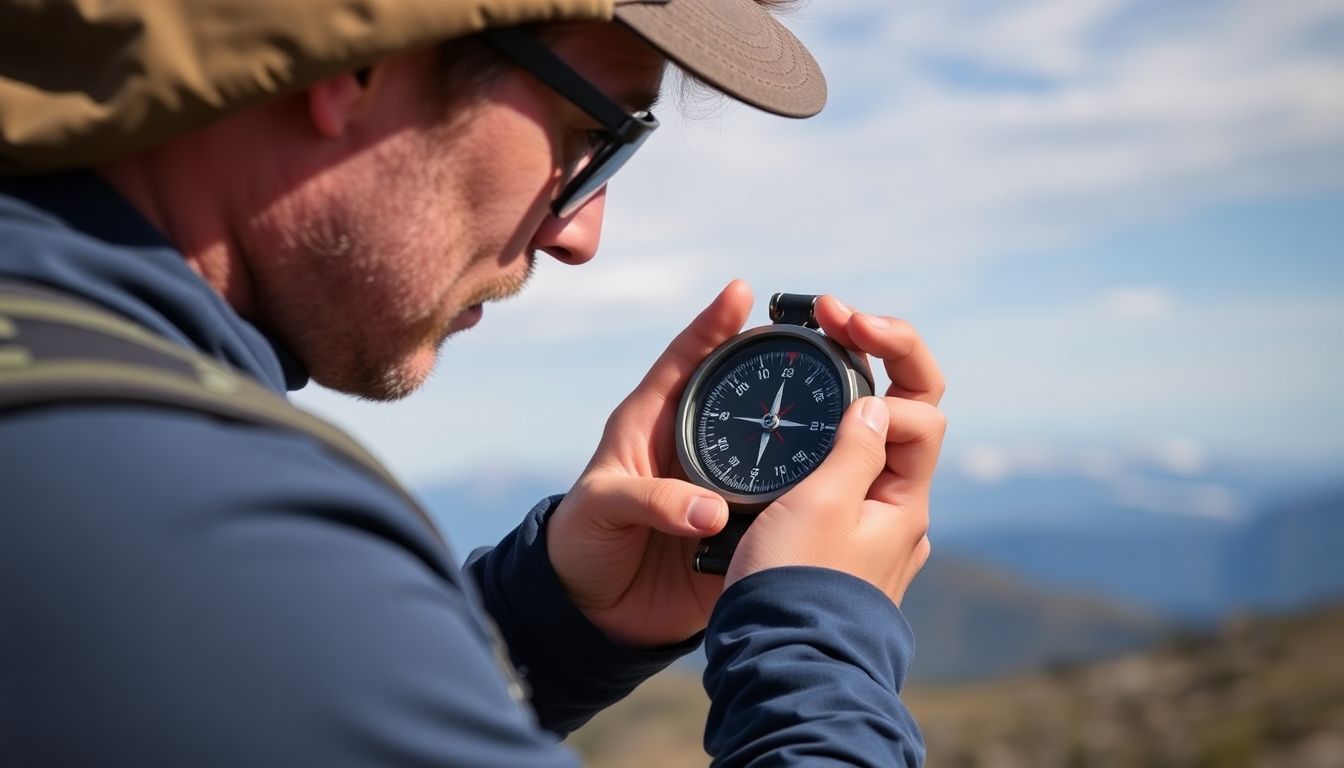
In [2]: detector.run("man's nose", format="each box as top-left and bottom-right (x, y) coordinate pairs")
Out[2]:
(530, 188), (606, 265)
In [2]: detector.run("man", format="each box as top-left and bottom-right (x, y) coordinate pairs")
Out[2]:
(0, 0), (943, 764)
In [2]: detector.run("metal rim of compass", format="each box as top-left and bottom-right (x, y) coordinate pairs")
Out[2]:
(674, 323), (874, 511)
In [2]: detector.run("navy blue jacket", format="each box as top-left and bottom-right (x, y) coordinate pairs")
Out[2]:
(0, 172), (924, 766)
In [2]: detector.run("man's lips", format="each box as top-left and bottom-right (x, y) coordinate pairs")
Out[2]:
(449, 304), (484, 333)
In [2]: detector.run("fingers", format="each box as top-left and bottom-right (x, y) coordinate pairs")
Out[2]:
(786, 394), (944, 515)
(726, 399), (890, 584)
(576, 474), (728, 539)
(782, 396), (891, 515)
(813, 295), (945, 406)
(869, 396), (947, 498)
(911, 535), (932, 576)
(731, 400), (933, 595)
(886, 530), (932, 606)
(607, 280), (753, 433)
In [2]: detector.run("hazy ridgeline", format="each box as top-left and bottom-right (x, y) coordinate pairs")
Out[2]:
(569, 604), (1344, 768)
(412, 465), (1344, 767)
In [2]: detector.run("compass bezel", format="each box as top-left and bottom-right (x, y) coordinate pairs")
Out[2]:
(675, 324), (874, 510)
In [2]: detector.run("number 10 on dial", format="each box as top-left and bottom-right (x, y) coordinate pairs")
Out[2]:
(675, 295), (874, 574)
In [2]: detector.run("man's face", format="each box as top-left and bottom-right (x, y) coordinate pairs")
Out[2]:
(242, 23), (666, 400)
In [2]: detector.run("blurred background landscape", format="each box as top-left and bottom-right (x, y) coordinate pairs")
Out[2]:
(295, 0), (1344, 764)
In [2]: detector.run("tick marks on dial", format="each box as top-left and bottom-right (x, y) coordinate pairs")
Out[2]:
(693, 340), (844, 495)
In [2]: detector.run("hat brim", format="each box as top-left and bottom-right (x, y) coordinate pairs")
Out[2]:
(613, 0), (826, 118)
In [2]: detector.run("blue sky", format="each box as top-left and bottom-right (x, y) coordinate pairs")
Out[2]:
(294, 0), (1344, 494)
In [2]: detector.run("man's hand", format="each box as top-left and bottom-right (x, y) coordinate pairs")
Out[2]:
(727, 296), (944, 606)
(547, 284), (946, 647)
(546, 281), (752, 647)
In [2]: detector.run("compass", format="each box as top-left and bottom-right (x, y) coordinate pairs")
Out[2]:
(676, 293), (875, 574)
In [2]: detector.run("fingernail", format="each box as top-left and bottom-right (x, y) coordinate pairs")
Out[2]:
(863, 313), (890, 329)
(860, 397), (888, 434)
(687, 496), (723, 531)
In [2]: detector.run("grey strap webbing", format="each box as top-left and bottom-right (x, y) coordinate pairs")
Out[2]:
(0, 279), (532, 702)
(0, 279), (442, 543)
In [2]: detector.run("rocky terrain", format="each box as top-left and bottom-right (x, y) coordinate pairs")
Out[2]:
(568, 603), (1344, 767)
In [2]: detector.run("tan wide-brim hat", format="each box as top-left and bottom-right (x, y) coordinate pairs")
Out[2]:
(0, 0), (825, 175)
(615, 0), (825, 118)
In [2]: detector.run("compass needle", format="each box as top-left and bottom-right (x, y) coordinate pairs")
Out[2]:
(674, 293), (876, 574)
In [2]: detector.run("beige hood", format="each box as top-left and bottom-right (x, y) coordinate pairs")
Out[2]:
(0, 0), (613, 175)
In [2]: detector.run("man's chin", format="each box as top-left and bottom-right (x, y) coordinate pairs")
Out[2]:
(315, 347), (437, 403)
(311, 303), (488, 402)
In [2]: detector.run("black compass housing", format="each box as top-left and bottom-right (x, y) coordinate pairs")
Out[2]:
(675, 295), (874, 574)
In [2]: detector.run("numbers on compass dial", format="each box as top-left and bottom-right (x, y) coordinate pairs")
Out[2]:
(692, 337), (845, 495)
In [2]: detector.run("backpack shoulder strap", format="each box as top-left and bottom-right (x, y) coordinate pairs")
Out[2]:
(0, 279), (444, 546)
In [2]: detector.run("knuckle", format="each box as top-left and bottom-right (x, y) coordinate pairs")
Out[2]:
(925, 405), (948, 440)
(926, 374), (947, 403)
(881, 318), (920, 353)
(896, 504), (930, 542)
(912, 511), (930, 540)
(848, 428), (889, 471)
(888, 317), (918, 340)
(914, 537), (932, 570)
(907, 400), (947, 443)
(640, 480), (677, 514)
(573, 470), (603, 497)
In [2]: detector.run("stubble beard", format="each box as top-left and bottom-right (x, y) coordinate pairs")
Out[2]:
(251, 98), (544, 402)
(249, 183), (447, 403)
(378, 248), (538, 401)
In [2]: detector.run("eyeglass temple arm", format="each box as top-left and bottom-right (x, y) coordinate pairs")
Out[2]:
(480, 27), (637, 135)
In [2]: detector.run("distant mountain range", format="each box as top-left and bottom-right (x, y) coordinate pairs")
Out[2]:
(931, 464), (1344, 621)
(415, 459), (1344, 681)
(900, 557), (1167, 681)
(569, 604), (1344, 768)
(905, 602), (1344, 768)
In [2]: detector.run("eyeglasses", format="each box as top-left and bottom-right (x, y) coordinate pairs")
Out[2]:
(482, 27), (660, 219)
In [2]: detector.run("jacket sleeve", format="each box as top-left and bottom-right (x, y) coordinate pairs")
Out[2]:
(703, 567), (926, 766)
(464, 495), (703, 735)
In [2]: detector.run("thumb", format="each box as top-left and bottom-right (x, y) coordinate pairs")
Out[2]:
(786, 396), (889, 512)
(578, 474), (729, 538)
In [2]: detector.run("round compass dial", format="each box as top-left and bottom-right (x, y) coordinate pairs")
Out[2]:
(691, 338), (843, 495)
(676, 324), (873, 511)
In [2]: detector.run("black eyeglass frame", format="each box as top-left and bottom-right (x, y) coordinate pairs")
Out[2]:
(482, 26), (660, 218)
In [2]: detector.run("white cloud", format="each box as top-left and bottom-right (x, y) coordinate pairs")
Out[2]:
(1152, 437), (1208, 476)
(960, 444), (1012, 483)
(1097, 286), (1177, 321)
(609, 0), (1344, 278)
(953, 438), (1245, 521)
(936, 292), (1344, 460)
(956, 438), (1212, 484)
(296, 0), (1344, 487)
(1111, 477), (1246, 522)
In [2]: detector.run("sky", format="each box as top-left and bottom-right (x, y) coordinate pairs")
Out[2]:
(294, 0), (1344, 492)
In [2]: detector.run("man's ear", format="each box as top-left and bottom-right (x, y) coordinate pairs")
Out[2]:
(307, 70), (371, 138)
